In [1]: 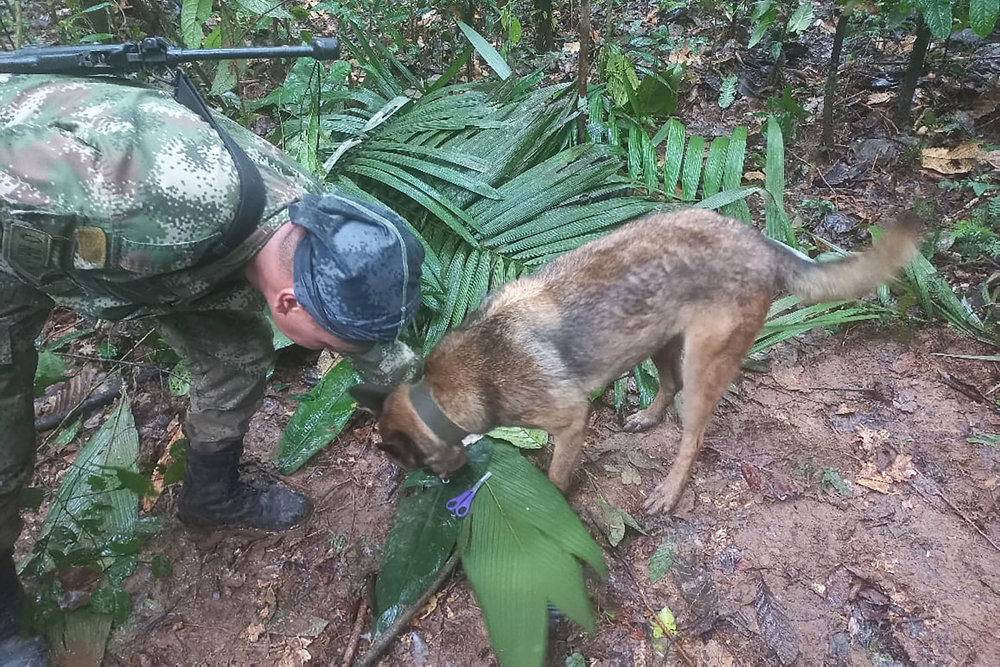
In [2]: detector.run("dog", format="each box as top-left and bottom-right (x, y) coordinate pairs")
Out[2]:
(349, 208), (922, 514)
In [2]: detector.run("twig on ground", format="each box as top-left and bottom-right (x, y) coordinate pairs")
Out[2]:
(34, 380), (122, 433)
(354, 551), (461, 667)
(908, 477), (1000, 553)
(342, 573), (375, 667)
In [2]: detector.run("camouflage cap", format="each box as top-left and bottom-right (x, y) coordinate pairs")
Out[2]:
(288, 192), (423, 344)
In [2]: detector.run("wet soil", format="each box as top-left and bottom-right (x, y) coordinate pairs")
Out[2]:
(69, 322), (998, 667)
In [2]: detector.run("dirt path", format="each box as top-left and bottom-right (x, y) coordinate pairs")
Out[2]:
(89, 322), (999, 666)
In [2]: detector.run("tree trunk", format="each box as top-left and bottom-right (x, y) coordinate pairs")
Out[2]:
(534, 0), (553, 52)
(576, 0), (591, 143)
(894, 14), (931, 132)
(821, 7), (851, 149)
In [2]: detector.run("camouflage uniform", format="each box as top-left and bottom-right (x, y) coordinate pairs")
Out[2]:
(0, 73), (416, 553)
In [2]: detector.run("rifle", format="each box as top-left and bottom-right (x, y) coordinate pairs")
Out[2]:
(0, 36), (343, 257)
(0, 36), (341, 74)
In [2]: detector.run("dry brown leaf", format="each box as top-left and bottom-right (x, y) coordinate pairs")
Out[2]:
(867, 92), (892, 105)
(971, 88), (1000, 119)
(854, 426), (890, 453)
(562, 41), (580, 53)
(855, 477), (893, 494)
(745, 170), (765, 182)
(835, 403), (856, 415)
(143, 416), (184, 513)
(245, 623), (265, 642)
(418, 592), (441, 620)
(885, 454), (915, 483)
(922, 142), (1000, 175)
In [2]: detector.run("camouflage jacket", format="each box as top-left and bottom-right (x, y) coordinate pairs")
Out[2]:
(0, 73), (322, 320)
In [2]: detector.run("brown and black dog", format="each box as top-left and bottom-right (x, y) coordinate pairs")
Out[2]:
(350, 209), (922, 514)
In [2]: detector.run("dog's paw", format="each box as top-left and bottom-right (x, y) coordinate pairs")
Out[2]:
(622, 410), (663, 433)
(643, 480), (682, 515)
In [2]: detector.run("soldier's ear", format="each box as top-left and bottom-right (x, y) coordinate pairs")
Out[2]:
(349, 384), (393, 417)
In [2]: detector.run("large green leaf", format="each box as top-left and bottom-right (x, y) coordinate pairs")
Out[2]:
(372, 441), (491, 636)
(275, 360), (360, 474)
(922, 0), (953, 39)
(459, 440), (607, 667)
(970, 0), (1000, 36)
(180, 0), (212, 48)
(764, 115), (794, 246)
(36, 393), (140, 572)
(457, 20), (513, 80)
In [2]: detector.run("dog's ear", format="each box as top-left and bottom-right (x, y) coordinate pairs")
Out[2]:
(348, 384), (393, 417)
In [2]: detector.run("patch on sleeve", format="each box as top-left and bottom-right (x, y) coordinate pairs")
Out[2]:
(73, 226), (107, 269)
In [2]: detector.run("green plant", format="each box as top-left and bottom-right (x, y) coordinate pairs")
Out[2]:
(20, 393), (169, 662)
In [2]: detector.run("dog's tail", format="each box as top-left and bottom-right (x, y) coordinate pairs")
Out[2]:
(771, 210), (924, 305)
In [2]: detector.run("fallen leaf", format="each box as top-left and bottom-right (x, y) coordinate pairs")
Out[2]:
(627, 450), (664, 471)
(418, 592), (441, 620)
(835, 403), (856, 415)
(867, 91), (892, 105)
(621, 464), (642, 486)
(651, 605), (678, 638)
(245, 622), (265, 642)
(562, 41), (580, 53)
(922, 142), (1000, 175)
(855, 477), (893, 494)
(754, 579), (800, 666)
(745, 170), (765, 182)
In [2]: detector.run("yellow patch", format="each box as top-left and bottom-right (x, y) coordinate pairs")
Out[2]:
(74, 227), (107, 268)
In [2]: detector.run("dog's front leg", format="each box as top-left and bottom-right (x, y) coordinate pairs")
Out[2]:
(546, 406), (591, 492)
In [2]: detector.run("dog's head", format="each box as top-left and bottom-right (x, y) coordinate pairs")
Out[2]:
(349, 383), (468, 476)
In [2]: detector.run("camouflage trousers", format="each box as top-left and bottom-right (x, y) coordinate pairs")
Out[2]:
(0, 269), (274, 554)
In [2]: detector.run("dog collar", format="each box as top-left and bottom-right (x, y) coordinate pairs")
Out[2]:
(409, 378), (471, 445)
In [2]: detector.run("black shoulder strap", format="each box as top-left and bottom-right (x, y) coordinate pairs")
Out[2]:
(172, 69), (266, 255)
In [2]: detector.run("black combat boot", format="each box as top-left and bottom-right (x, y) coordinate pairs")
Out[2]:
(177, 440), (313, 531)
(0, 550), (49, 667)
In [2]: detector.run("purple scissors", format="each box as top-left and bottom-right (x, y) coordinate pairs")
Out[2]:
(446, 471), (493, 518)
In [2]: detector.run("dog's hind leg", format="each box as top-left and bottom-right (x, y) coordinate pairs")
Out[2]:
(643, 309), (764, 514)
(545, 403), (592, 492)
(623, 335), (684, 433)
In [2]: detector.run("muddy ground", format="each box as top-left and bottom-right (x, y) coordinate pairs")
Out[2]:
(22, 321), (995, 667)
(10, 2), (1000, 666)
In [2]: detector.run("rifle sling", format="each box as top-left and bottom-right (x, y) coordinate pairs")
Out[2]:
(172, 69), (265, 258)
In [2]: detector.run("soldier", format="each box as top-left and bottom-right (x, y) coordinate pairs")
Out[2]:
(0, 73), (424, 663)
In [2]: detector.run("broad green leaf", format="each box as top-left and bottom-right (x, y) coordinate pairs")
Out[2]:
(641, 131), (659, 193)
(662, 120), (686, 197)
(34, 350), (67, 398)
(566, 653), (587, 667)
(749, 3), (777, 48)
(634, 359), (659, 410)
(90, 587), (132, 625)
(652, 606), (678, 638)
(648, 539), (675, 583)
(970, 0), (1000, 36)
(233, 0), (293, 18)
(487, 427), (548, 449)
(373, 440), (491, 636)
(39, 394), (140, 571)
(49, 419), (82, 452)
(457, 21), (512, 80)
(764, 116), (794, 246)
(180, 0), (212, 47)
(718, 74), (738, 109)
(275, 360), (361, 474)
(680, 135), (705, 201)
(703, 138), (730, 198)
(722, 126), (750, 221)
(168, 362), (190, 397)
(787, 1), (814, 33)
(922, 0), (953, 39)
(627, 124), (643, 184)
(459, 441), (606, 667)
